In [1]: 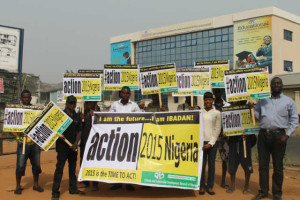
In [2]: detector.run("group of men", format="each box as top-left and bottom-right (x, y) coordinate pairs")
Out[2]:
(13, 77), (298, 200)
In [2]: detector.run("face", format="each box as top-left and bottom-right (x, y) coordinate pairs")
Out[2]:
(271, 78), (283, 94)
(66, 101), (76, 111)
(204, 98), (213, 109)
(120, 88), (130, 101)
(85, 101), (94, 110)
(20, 93), (32, 105)
(263, 36), (271, 45)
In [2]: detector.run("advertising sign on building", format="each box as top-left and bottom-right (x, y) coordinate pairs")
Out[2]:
(234, 16), (272, 73)
(224, 67), (270, 102)
(79, 111), (203, 190)
(222, 105), (259, 136)
(0, 25), (24, 73)
(140, 64), (177, 95)
(104, 65), (139, 91)
(63, 73), (102, 101)
(172, 68), (210, 96)
(111, 40), (131, 64)
(3, 104), (43, 132)
(24, 101), (73, 151)
(195, 60), (229, 88)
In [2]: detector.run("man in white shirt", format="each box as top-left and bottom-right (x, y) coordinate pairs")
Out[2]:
(109, 86), (140, 113)
(109, 86), (140, 191)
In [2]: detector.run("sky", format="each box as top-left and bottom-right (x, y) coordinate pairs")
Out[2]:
(0, 0), (299, 83)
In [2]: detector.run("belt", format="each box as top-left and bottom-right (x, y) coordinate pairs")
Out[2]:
(260, 128), (285, 134)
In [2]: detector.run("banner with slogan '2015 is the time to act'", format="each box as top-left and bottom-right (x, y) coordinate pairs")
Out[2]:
(195, 60), (229, 88)
(3, 104), (44, 132)
(139, 63), (178, 95)
(224, 67), (270, 102)
(222, 105), (260, 136)
(63, 73), (102, 101)
(104, 64), (139, 91)
(78, 111), (204, 190)
(172, 68), (210, 97)
(24, 101), (73, 151)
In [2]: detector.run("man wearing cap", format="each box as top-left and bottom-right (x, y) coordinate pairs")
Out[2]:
(51, 95), (84, 200)
(251, 77), (298, 200)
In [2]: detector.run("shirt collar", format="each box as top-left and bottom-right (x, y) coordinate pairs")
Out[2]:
(118, 99), (133, 105)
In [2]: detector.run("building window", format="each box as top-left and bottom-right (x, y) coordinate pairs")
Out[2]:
(174, 97), (178, 103)
(284, 60), (293, 72)
(284, 29), (292, 41)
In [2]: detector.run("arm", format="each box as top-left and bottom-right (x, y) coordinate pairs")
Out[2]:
(71, 130), (82, 151)
(286, 101), (299, 136)
(253, 100), (261, 120)
(109, 102), (116, 112)
(208, 111), (222, 146)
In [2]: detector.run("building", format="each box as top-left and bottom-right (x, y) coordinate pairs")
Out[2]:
(110, 7), (300, 111)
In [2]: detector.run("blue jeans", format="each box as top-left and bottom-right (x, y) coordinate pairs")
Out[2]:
(16, 141), (41, 176)
(200, 142), (218, 189)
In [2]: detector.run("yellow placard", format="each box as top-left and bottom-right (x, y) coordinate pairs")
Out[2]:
(82, 79), (101, 95)
(23, 110), (41, 126)
(211, 65), (228, 82)
(138, 123), (199, 176)
(121, 70), (138, 85)
(191, 73), (210, 90)
(43, 107), (67, 132)
(157, 70), (177, 88)
(246, 72), (269, 93)
(142, 89), (160, 95)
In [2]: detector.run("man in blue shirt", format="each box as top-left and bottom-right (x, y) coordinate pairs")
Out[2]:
(251, 77), (298, 200)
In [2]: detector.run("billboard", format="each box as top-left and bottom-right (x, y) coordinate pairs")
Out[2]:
(234, 16), (272, 73)
(111, 40), (131, 64)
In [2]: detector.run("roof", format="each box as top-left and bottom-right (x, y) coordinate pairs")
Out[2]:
(275, 73), (300, 88)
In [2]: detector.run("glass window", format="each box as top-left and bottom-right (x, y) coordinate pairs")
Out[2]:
(216, 49), (221, 57)
(209, 50), (216, 57)
(191, 39), (197, 46)
(143, 46), (147, 51)
(229, 26), (233, 33)
(192, 52), (197, 58)
(161, 50), (166, 56)
(170, 49), (175, 54)
(171, 36), (175, 42)
(203, 51), (209, 57)
(203, 38), (209, 44)
(216, 42), (221, 49)
(166, 49), (171, 55)
(222, 49), (228, 56)
(203, 31), (209, 37)
(209, 30), (215, 36)
(197, 32), (203, 38)
(166, 37), (170, 42)
(147, 45), (152, 51)
(284, 60), (293, 72)
(182, 59), (187, 66)
(187, 46), (192, 53)
(222, 42), (229, 48)
(160, 44), (166, 50)
(181, 41), (186, 47)
(171, 54), (176, 60)
(170, 42), (176, 48)
(166, 43), (171, 49)
(161, 38), (166, 43)
(198, 45), (203, 51)
(181, 47), (186, 53)
(192, 33), (197, 39)
(229, 33), (233, 41)
(209, 43), (216, 50)
(209, 36), (215, 43)
(222, 27), (229, 34)
(215, 35), (222, 42)
(176, 35), (181, 41)
(192, 46), (197, 52)
(203, 45), (209, 51)
(197, 38), (202, 44)
(222, 34), (228, 41)
(186, 40), (191, 46)
(182, 54), (187, 59)
(216, 29), (222, 35)
(186, 34), (191, 40)
(152, 40), (157, 45)
(284, 29), (292, 41)
(174, 97), (178, 103)
(181, 35), (186, 40)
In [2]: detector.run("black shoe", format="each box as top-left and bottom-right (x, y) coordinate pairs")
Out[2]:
(69, 190), (85, 195)
(252, 193), (268, 200)
(273, 195), (282, 200)
(126, 184), (135, 191)
(33, 186), (44, 192)
(199, 188), (205, 195)
(206, 189), (215, 195)
(110, 184), (122, 190)
(14, 188), (22, 195)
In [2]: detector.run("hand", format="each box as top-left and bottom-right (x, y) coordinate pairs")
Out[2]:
(59, 135), (66, 141)
(248, 101), (254, 110)
(242, 134), (247, 139)
(20, 132), (27, 137)
(202, 144), (212, 150)
(279, 135), (289, 145)
(71, 143), (78, 151)
(160, 107), (166, 112)
(80, 113), (84, 120)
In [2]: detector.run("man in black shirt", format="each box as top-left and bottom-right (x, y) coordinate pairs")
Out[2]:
(51, 95), (84, 200)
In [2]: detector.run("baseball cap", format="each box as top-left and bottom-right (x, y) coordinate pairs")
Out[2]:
(66, 95), (77, 103)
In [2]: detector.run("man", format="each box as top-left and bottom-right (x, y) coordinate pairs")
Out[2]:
(145, 94), (168, 112)
(13, 90), (43, 195)
(256, 35), (272, 71)
(78, 101), (100, 191)
(123, 52), (131, 64)
(212, 88), (230, 189)
(251, 77), (298, 200)
(177, 96), (200, 111)
(109, 86), (140, 190)
(51, 95), (84, 200)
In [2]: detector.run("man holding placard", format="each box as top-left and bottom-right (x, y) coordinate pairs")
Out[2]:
(251, 77), (298, 200)
(52, 95), (84, 200)
(13, 90), (44, 195)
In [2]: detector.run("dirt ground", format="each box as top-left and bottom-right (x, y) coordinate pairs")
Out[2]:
(0, 141), (300, 200)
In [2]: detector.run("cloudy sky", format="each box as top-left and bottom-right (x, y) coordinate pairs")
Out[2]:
(0, 0), (299, 83)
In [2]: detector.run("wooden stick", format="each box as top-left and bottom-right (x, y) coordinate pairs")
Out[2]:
(158, 91), (162, 108)
(249, 97), (256, 126)
(22, 136), (26, 154)
(243, 133), (247, 158)
(191, 93), (194, 107)
(81, 100), (84, 122)
(56, 133), (76, 150)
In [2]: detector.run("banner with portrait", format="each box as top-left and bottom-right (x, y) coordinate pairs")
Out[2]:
(111, 40), (131, 64)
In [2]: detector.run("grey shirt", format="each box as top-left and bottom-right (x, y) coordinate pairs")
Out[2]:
(254, 93), (298, 136)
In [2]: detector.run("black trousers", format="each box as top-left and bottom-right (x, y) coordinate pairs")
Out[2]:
(52, 149), (78, 196)
(257, 129), (286, 197)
